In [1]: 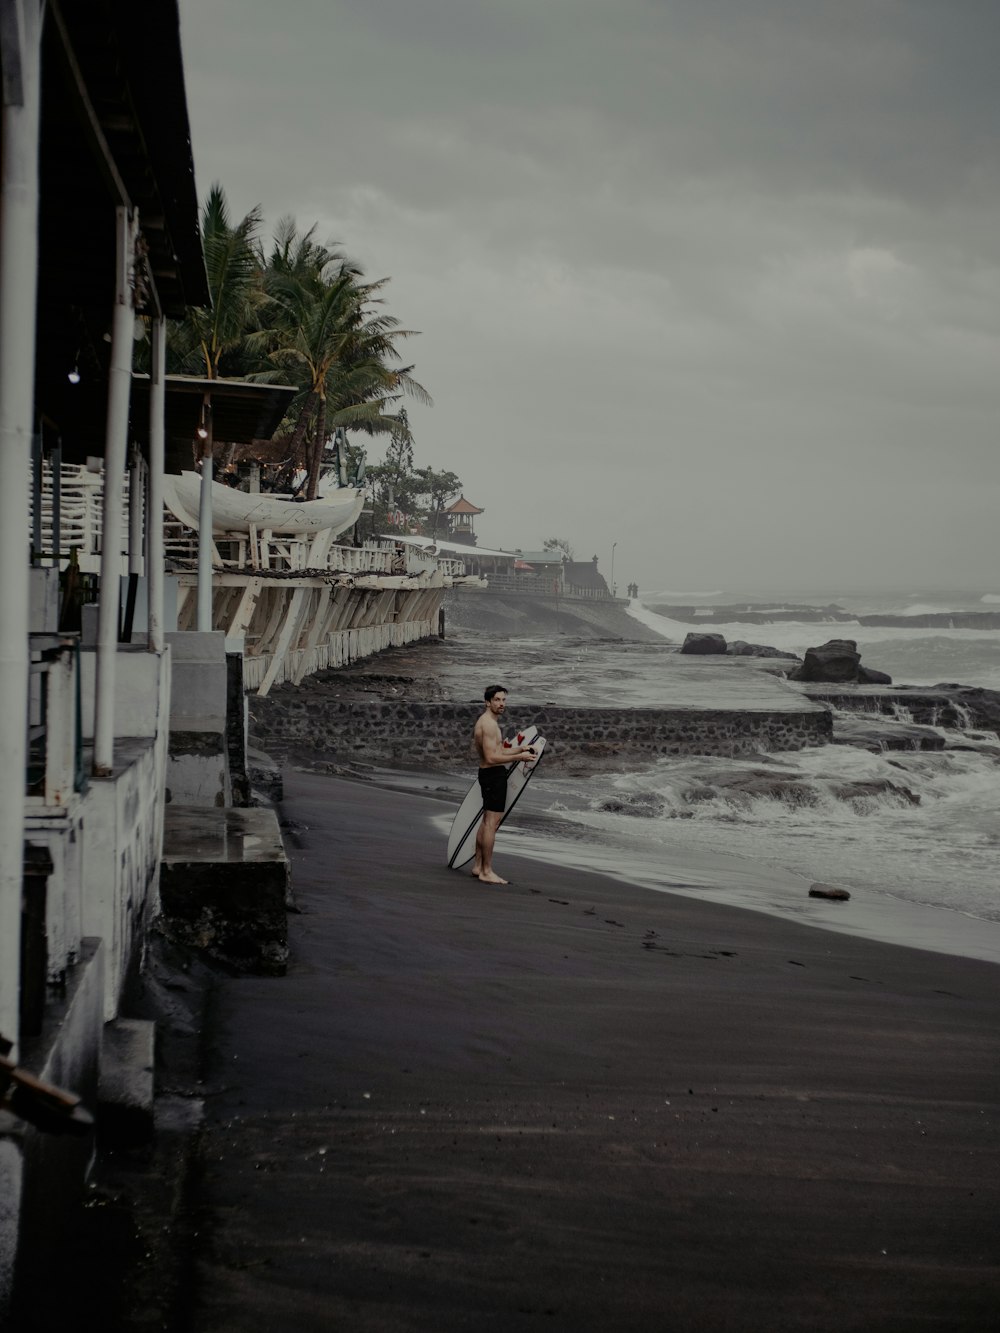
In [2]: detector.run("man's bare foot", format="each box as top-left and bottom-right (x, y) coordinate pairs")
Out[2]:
(471, 863), (482, 878)
(478, 871), (508, 885)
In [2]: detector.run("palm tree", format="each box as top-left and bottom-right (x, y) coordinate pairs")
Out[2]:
(168, 184), (268, 380)
(163, 194), (431, 496)
(263, 229), (431, 498)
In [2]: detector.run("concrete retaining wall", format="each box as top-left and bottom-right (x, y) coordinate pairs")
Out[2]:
(82, 737), (166, 1020)
(250, 697), (832, 765)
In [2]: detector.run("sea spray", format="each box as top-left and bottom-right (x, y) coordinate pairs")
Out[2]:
(537, 739), (1000, 923)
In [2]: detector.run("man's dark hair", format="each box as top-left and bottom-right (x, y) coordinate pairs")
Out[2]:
(484, 684), (509, 702)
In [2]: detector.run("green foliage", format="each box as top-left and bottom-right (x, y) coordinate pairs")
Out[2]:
(543, 537), (574, 560)
(166, 184), (266, 379)
(162, 185), (433, 497)
(415, 468), (463, 536)
(364, 412), (462, 536)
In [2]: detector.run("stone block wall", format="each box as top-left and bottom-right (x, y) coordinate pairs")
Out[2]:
(250, 697), (832, 766)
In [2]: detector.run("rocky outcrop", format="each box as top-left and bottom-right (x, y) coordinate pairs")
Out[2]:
(599, 792), (667, 818)
(797, 684), (1000, 737)
(680, 632), (728, 655)
(727, 640), (800, 661)
(830, 713), (946, 753)
(789, 639), (892, 685)
(830, 779), (920, 811)
(918, 684), (1000, 733)
(678, 633), (800, 661)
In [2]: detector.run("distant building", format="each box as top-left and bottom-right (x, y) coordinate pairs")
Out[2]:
(443, 495), (484, 546)
(564, 556), (611, 599)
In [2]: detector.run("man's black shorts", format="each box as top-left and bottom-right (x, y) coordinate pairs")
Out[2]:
(478, 765), (508, 813)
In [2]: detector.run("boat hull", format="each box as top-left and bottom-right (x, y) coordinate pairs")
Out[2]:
(163, 471), (364, 536)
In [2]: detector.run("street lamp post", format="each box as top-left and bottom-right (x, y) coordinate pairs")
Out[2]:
(610, 541), (618, 600)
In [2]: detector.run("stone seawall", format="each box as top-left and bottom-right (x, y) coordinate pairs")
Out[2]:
(250, 697), (832, 767)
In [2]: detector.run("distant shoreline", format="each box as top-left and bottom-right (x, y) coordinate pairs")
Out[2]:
(647, 602), (1000, 630)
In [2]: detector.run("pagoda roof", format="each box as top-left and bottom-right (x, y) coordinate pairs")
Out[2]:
(444, 495), (484, 515)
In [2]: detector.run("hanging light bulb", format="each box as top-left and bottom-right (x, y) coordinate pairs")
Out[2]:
(67, 366), (81, 384)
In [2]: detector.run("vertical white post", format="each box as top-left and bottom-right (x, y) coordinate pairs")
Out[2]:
(0, 0), (42, 1060)
(147, 316), (166, 651)
(93, 206), (136, 776)
(128, 444), (144, 575)
(197, 391), (213, 631)
(44, 648), (76, 807)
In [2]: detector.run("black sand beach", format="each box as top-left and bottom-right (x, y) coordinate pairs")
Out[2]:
(187, 769), (1000, 1332)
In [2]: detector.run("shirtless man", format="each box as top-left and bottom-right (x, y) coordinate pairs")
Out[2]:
(472, 684), (537, 884)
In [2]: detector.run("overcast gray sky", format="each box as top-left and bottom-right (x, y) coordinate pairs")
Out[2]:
(177, 0), (1000, 593)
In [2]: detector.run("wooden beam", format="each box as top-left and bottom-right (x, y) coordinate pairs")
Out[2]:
(258, 587), (310, 697)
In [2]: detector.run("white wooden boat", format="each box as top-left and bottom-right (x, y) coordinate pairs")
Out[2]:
(162, 470), (364, 537)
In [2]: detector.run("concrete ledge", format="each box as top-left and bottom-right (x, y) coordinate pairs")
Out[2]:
(98, 1019), (155, 1148)
(5, 941), (104, 1311)
(158, 807), (290, 975)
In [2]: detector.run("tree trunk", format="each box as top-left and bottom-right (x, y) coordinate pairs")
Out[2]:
(285, 388), (319, 484)
(307, 394), (327, 500)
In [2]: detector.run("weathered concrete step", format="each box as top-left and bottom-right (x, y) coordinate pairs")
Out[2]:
(158, 807), (290, 975)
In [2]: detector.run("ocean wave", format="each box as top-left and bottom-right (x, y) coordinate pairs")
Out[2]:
(899, 603), (963, 616)
(642, 590), (726, 600)
(543, 739), (1000, 923)
(629, 603), (1000, 690)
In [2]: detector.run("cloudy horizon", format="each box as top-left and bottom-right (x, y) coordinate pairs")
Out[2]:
(177, 0), (1000, 594)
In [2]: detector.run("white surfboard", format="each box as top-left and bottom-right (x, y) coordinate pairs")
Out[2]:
(447, 726), (546, 870)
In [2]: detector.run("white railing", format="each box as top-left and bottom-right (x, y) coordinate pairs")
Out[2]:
(37, 464), (467, 582)
(164, 528), (452, 578)
(31, 460), (136, 574)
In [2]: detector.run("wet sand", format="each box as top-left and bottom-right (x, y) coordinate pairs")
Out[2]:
(190, 769), (1000, 1332)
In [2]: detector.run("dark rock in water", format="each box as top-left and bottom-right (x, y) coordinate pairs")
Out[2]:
(789, 639), (892, 685)
(681, 632), (728, 655)
(809, 883), (851, 901)
(927, 684), (1000, 733)
(684, 770), (819, 808)
(831, 714), (945, 753)
(727, 640), (801, 661)
(791, 638), (861, 681)
(599, 792), (666, 818)
(831, 779), (920, 810)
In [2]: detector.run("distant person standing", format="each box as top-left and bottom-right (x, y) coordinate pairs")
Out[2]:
(471, 685), (537, 884)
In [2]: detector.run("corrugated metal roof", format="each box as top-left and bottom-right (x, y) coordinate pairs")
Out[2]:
(129, 376), (298, 450)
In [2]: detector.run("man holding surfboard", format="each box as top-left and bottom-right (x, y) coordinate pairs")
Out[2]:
(471, 685), (538, 884)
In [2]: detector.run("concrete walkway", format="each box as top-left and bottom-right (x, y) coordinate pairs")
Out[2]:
(289, 631), (823, 712)
(182, 769), (1000, 1332)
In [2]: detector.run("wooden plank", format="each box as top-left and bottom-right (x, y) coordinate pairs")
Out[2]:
(258, 587), (309, 697)
(226, 577), (262, 640)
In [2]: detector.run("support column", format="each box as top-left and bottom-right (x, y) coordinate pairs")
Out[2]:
(197, 391), (214, 631)
(93, 205), (137, 775)
(147, 316), (166, 651)
(0, 0), (42, 1062)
